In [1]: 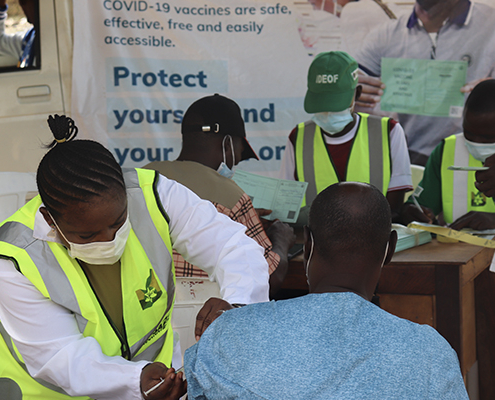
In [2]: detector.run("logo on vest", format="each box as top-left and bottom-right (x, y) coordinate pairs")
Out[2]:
(471, 191), (487, 207)
(136, 270), (163, 310)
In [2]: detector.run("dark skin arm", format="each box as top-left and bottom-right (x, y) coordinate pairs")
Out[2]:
(355, 74), (385, 110)
(401, 203), (495, 230)
(475, 154), (495, 198)
(255, 209), (297, 297)
(399, 203), (436, 225)
(266, 220), (296, 298)
(195, 297), (233, 341)
(255, 208), (273, 231)
(140, 362), (186, 400)
(450, 212), (495, 231)
(386, 190), (408, 223)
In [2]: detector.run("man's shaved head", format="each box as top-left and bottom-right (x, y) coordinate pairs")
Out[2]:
(308, 182), (392, 262)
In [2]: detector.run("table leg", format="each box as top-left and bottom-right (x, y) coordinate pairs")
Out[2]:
(435, 264), (479, 399)
(475, 268), (495, 400)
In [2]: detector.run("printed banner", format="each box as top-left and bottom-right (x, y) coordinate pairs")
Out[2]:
(71, 0), (317, 175)
(71, 0), (415, 175)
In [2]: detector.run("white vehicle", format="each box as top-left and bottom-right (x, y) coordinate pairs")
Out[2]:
(0, 0), (72, 172)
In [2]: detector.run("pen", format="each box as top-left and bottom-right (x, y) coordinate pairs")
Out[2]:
(411, 194), (437, 224)
(412, 195), (422, 213)
(410, 185), (424, 215)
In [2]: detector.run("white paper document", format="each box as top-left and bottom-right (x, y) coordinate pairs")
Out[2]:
(233, 170), (308, 223)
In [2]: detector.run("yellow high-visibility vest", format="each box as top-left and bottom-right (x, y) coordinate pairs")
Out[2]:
(0, 168), (175, 399)
(440, 133), (495, 224)
(295, 113), (391, 207)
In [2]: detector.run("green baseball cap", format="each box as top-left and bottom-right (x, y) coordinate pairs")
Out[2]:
(304, 51), (359, 113)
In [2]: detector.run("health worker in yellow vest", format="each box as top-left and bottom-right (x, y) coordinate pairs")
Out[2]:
(0, 115), (270, 400)
(279, 51), (412, 224)
(401, 79), (495, 230)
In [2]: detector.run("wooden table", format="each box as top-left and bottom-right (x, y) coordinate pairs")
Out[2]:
(282, 239), (495, 400)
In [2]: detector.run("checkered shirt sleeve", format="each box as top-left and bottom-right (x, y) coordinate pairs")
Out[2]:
(173, 193), (280, 277)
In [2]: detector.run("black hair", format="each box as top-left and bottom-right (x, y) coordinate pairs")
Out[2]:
(308, 182), (391, 260)
(37, 115), (125, 217)
(465, 79), (495, 115)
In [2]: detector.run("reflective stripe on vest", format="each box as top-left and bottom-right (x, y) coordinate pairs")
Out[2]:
(0, 168), (175, 398)
(440, 134), (495, 224)
(0, 319), (71, 399)
(123, 168), (175, 362)
(295, 113), (391, 206)
(0, 320), (72, 396)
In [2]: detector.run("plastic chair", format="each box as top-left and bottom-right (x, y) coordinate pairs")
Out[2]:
(171, 277), (220, 361)
(0, 172), (38, 223)
(405, 164), (425, 200)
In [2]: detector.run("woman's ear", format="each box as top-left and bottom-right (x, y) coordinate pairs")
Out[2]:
(39, 207), (54, 228)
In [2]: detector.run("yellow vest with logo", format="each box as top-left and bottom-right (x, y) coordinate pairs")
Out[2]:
(440, 133), (495, 224)
(0, 168), (175, 400)
(295, 113), (392, 207)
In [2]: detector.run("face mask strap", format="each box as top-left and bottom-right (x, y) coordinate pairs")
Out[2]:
(381, 241), (389, 268)
(47, 210), (70, 244)
(349, 97), (356, 113)
(306, 230), (315, 278)
(221, 135), (235, 168)
(222, 135), (227, 163)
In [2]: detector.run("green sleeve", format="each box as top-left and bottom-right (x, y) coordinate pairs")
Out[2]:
(406, 141), (444, 216)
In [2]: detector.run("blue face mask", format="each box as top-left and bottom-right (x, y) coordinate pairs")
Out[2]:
(311, 108), (354, 135)
(217, 135), (236, 179)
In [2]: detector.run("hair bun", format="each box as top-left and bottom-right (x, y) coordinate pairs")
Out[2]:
(47, 114), (78, 146)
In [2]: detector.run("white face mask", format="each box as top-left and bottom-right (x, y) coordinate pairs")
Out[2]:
(217, 135), (236, 179)
(50, 212), (131, 265)
(311, 108), (354, 135)
(464, 139), (495, 163)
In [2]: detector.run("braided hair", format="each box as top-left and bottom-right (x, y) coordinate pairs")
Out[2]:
(37, 115), (126, 217)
